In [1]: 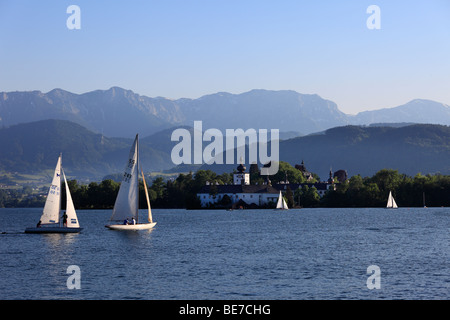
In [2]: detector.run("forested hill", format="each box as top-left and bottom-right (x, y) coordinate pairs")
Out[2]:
(279, 124), (450, 177)
(0, 119), (175, 177)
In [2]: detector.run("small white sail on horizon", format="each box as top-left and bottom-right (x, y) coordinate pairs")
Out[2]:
(106, 134), (156, 230)
(386, 191), (398, 209)
(276, 191), (289, 210)
(25, 155), (82, 233)
(423, 192), (427, 208)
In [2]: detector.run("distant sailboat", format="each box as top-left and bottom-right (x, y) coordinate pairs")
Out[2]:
(276, 191), (289, 210)
(25, 155), (82, 233)
(386, 191), (398, 209)
(423, 192), (427, 208)
(105, 134), (156, 230)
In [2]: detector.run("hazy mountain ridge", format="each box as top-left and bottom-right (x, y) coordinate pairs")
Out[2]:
(176, 89), (349, 133)
(2, 87), (449, 138)
(350, 99), (450, 126)
(0, 87), (183, 137)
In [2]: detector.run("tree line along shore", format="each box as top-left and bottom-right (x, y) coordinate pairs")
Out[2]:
(1, 163), (449, 209)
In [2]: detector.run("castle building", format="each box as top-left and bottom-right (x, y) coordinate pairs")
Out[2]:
(197, 184), (280, 208)
(196, 162), (337, 208)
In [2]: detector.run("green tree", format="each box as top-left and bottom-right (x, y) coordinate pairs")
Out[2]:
(369, 169), (402, 195)
(150, 177), (166, 199)
(285, 185), (294, 208)
(297, 185), (320, 207)
(269, 161), (305, 184)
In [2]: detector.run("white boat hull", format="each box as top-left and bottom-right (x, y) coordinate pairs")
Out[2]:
(105, 222), (157, 230)
(25, 227), (83, 234)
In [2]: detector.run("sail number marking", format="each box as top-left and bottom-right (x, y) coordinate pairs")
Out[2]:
(49, 185), (60, 195)
(123, 172), (132, 183)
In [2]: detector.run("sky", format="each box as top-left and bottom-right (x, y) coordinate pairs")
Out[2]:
(0, 0), (449, 114)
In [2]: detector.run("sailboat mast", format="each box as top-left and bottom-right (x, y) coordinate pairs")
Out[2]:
(59, 153), (62, 227)
(136, 134), (139, 224)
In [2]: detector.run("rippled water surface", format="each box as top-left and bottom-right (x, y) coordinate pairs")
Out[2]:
(0, 207), (448, 299)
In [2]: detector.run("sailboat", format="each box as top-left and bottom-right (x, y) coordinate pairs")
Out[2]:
(386, 190), (398, 209)
(105, 134), (156, 230)
(276, 191), (289, 210)
(423, 192), (427, 208)
(25, 155), (82, 233)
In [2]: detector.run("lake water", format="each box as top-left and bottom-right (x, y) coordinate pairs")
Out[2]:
(0, 207), (448, 300)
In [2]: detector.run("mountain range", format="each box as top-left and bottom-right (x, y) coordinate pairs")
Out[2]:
(0, 119), (449, 180)
(1, 87), (450, 137)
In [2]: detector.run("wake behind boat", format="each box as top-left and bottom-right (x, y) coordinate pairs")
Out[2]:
(25, 155), (82, 234)
(105, 134), (156, 231)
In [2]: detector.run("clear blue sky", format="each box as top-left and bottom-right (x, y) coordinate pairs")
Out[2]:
(0, 0), (449, 114)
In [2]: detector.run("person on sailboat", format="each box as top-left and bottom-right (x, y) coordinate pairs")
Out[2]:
(62, 211), (68, 227)
(36, 220), (42, 228)
(123, 218), (129, 225)
(131, 217), (136, 225)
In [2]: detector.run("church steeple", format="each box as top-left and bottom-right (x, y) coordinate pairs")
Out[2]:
(237, 163), (246, 173)
(233, 157), (250, 185)
(328, 167), (334, 183)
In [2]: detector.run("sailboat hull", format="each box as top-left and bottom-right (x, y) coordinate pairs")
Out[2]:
(105, 222), (157, 231)
(25, 227), (83, 234)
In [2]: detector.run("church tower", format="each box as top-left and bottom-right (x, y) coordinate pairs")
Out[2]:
(328, 167), (334, 184)
(233, 162), (250, 185)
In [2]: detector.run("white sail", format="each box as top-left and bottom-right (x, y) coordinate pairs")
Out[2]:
(276, 191), (283, 208)
(276, 191), (289, 210)
(141, 169), (153, 223)
(386, 191), (392, 208)
(110, 135), (139, 222)
(282, 197), (288, 209)
(39, 155), (62, 225)
(62, 169), (80, 228)
(392, 197), (398, 208)
(386, 191), (398, 208)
